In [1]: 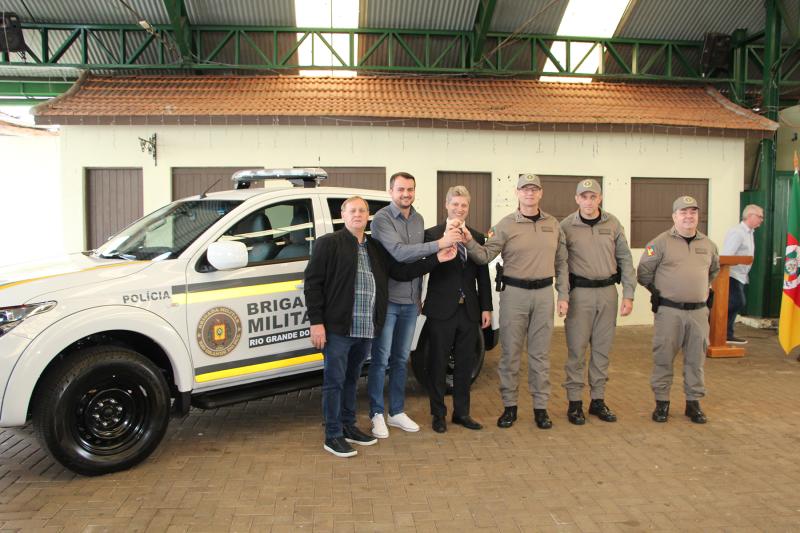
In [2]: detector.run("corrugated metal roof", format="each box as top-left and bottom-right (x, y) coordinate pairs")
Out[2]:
(186, 0), (295, 26)
(0, 0), (170, 25)
(490, 0), (568, 34)
(362, 0), (478, 31)
(0, 66), (81, 79)
(616, 0), (764, 41)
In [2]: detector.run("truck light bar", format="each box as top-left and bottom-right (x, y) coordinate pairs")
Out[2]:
(232, 168), (328, 189)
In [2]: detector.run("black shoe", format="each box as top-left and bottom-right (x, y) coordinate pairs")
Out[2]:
(567, 401), (585, 425)
(497, 406), (517, 428)
(452, 414), (483, 430)
(432, 415), (447, 433)
(534, 409), (553, 429)
(343, 425), (378, 446)
(652, 400), (670, 423)
(324, 436), (357, 457)
(588, 399), (617, 422)
(685, 400), (707, 424)
(727, 336), (748, 345)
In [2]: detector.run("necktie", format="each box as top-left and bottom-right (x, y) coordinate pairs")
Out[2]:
(457, 242), (467, 264)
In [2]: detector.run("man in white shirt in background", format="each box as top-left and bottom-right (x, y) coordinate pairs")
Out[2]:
(721, 204), (764, 344)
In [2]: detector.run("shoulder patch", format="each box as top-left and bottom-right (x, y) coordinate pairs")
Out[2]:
(645, 245), (655, 256)
(487, 226), (496, 238)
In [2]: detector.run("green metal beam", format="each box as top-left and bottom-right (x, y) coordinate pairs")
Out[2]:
(471, 0), (497, 66)
(0, 79), (74, 98)
(748, 0), (782, 318)
(0, 21), (798, 98)
(0, 98), (51, 106)
(162, 0), (193, 64)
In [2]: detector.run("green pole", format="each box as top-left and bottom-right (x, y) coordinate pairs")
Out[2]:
(748, 0), (781, 317)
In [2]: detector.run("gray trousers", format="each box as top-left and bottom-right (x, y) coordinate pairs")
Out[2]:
(651, 306), (708, 401)
(563, 285), (618, 401)
(498, 285), (554, 409)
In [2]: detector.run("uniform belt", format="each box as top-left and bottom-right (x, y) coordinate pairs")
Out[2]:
(659, 297), (706, 310)
(502, 276), (553, 290)
(569, 274), (617, 288)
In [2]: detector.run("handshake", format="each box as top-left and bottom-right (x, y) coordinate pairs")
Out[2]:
(438, 218), (472, 250)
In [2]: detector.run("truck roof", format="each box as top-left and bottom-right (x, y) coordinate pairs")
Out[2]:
(178, 186), (390, 203)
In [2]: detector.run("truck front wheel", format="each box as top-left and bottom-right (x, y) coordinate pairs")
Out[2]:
(33, 346), (170, 476)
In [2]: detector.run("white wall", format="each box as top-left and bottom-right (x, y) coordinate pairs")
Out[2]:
(56, 123), (745, 325)
(0, 134), (62, 266)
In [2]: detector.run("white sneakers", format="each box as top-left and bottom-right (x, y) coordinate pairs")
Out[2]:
(387, 412), (420, 433)
(371, 413), (389, 438)
(371, 412), (421, 437)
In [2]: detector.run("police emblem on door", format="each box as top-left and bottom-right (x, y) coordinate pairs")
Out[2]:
(197, 306), (242, 357)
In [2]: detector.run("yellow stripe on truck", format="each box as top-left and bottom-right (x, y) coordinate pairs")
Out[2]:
(171, 279), (302, 305)
(195, 352), (323, 383)
(0, 262), (145, 291)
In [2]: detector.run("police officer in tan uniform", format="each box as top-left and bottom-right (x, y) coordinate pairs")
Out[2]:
(463, 173), (569, 429)
(637, 196), (720, 424)
(561, 179), (635, 425)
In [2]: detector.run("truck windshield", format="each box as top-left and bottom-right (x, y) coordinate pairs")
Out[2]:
(95, 199), (242, 261)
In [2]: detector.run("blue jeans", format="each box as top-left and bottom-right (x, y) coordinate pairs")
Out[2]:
(727, 278), (747, 338)
(322, 333), (371, 439)
(368, 302), (418, 417)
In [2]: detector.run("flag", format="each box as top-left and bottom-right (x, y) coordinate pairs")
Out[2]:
(778, 151), (800, 354)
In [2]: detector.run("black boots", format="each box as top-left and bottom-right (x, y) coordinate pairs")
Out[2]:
(497, 405), (552, 429)
(652, 400), (670, 422)
(567, 401), (585, 425)
(588, 399), (617, 422)
(533, 409), (552, 429)
(497, 406), (517, 428)
(685, 400), (707, 424)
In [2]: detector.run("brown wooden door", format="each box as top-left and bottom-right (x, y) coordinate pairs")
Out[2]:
(310, 166), (386, 190)
(630, 177), (709, 247)
(536, 175), (604, 221)
(436, 171), (492, 234)
(85, 168), (143, 250)
(172, 167), (250, 200)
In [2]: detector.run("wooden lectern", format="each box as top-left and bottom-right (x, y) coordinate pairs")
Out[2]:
(707, 255), (754, 358)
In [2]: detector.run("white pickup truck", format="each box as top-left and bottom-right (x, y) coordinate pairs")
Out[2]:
(0, 169), (498, 476)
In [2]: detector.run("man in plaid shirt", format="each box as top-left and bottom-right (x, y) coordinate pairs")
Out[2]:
(304, 196), (456, 458)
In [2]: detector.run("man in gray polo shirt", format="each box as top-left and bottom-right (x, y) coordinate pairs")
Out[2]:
(368, 172), (462, 438)
(721, 204), (764, 344)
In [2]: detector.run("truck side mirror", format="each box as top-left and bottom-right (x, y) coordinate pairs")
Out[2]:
(207, 241), (248, 270)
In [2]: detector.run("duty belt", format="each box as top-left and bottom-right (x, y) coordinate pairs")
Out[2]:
(502, 276), (553, 290)
(569, 273), (617, 289)
(659, 297), (706, 310)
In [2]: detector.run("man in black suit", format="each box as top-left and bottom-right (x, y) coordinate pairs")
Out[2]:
(423, 185), (493, 433)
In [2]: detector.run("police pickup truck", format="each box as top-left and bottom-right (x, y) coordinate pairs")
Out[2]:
(0, 169), (498, 476)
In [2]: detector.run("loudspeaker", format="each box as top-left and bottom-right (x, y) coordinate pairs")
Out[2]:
(0, 12), (25, 53)
(701, 32), (731, 76)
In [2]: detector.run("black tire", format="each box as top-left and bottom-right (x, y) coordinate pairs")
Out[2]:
(32, 346), (170, 476)
(410, 324), (485, 394)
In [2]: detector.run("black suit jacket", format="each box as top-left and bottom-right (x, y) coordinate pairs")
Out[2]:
(422, 223), (492, 322)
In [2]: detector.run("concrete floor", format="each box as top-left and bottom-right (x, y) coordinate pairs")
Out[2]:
(0, 325), (799, 532)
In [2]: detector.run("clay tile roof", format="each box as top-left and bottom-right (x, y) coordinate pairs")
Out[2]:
(0, 118), (57, 137)
(33, 74), (777, 134)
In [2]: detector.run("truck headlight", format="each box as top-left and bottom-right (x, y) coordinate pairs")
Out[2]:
(0, 301), (57, 337)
